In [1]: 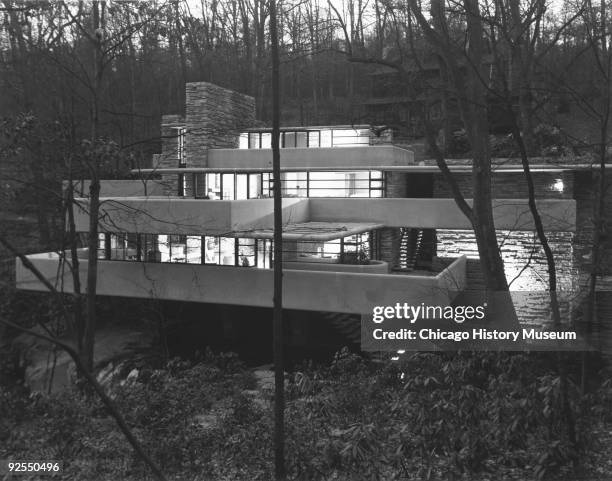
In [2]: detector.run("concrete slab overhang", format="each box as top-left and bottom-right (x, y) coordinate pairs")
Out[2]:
(73, 196), (576, 235)
(75, 197), (310, 236)
(131, 145), (414, 173)
(130, 159), (611, 175)
(208, 145), (414, 170)
(229, 221), (384, 241)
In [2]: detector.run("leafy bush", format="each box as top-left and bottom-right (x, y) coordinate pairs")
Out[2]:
(534, 123), (572, 156)
(1, 350), (610, 480)
(490, 133), (516, 156)
(448, 129), (471, 155)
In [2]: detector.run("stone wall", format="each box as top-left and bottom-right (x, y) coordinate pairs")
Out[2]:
(431, 169), (581, 293)
(156, 114), (185, 195)
(153, 83), (256, 196)
(379, 172), (409, 268)
(379, 172), (437, 269)
(436, 229), (576, 291)
(185, 82), (255, 168)
(432, 170), (611, 292)
(433, 171), (574, 199)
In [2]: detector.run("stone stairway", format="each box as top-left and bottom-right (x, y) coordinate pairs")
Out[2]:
(399, 228), (422, 270)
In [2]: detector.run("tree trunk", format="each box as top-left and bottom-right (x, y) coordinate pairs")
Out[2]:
(82, 0), (105, 373)
(270, 0), (285, 478)
(410, 0), (510, 291)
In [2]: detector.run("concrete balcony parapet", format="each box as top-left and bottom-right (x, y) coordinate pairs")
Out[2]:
(73, 197), (309, 235)
(71, 196), (575, 235)
(16, 253), (466, 314)
(284, 260), (390, 273)
(309, 198), (576, 232)
(207, 145), (414, 170)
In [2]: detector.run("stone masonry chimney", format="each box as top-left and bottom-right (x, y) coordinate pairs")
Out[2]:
(153, 83), (255, 195)
(185, 82), (256, 167)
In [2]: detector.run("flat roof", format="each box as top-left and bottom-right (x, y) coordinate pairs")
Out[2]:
(241, 124), (371, 132)
(132, 166), (399, 174)
(229, 221), (383, 241)
(131, 163), (600, 175)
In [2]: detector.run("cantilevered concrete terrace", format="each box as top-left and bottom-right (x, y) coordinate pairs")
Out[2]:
(16, 251), (466, 314)
(73, 195), (576, 235)
(206, 145), (414, 170)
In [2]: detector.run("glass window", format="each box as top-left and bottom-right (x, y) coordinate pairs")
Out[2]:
(239, 133), (249, 149)
(236, 174), (248, 200)
(320, 129), (332, 147)
(109, 233), (127, 260)
(261, 133), (272, 148)
(257, 239), (273, 268)
(294, 170), (385, 198)
(262, 173), (273, 197)
(177, 128), (186, 166)
(204, 236), (219, 264)
(322, 239), (341, 257)
(283, 131), (296, 148)
(195, 174), (207, 198)
(126, 233), (139, 261)
(143, 234), (160, 262)
(292, 239), (341, 262)
(282, 172), (307, 197)
(249, 132), (259, 149)
(158, 235), (170, 262)
(177, 173), (185, 196)
(98, 233), (108, 259)
(249, 173), (261, 198)
(308, 171), (347, 197)
(186, 236), (201, 264)
(346, 173), (357, 196)
(341, 232), (370, 263)
(168, 234), (186, 262)
(206, 173), (221, 199)
(331, 128), (370, 147)
(220, 237), (236, 265)
(181, 173), (194, 197)
(296, 131), (307, 148)
(238, 238), (256, 267)
(307, 131), (320, 147)
(222, 173), (235, 200)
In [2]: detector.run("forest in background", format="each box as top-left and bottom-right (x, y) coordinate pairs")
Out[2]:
(0, 0), (607, 151)
(1, 1), (612, 479)
(1, 0), (608, 251)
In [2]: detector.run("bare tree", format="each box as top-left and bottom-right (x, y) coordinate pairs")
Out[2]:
(0, 235), (168, 481)
(408, 0), (510, 292)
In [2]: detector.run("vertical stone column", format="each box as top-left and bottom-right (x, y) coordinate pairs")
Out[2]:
(156, 114), (185, 196)
(379, 171), (409, 269)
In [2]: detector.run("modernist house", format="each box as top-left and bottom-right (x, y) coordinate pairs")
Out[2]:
(16, 81), (591, 348)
